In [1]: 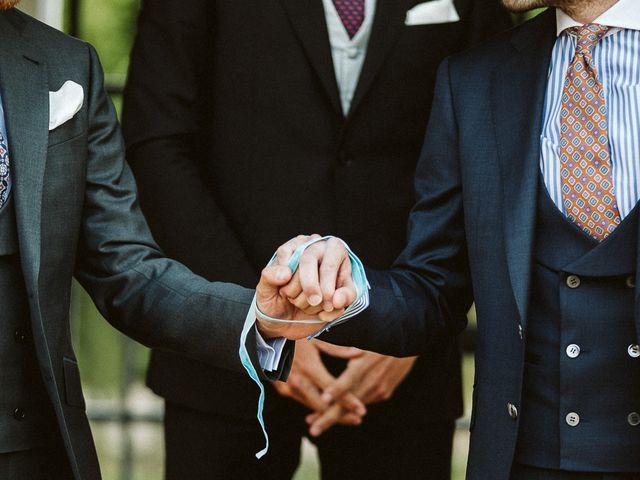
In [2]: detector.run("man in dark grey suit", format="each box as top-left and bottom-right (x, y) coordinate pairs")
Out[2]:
(0, 2), (324, 478)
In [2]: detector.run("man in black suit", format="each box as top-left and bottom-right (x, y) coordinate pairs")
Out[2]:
(123, 1), (510, 478)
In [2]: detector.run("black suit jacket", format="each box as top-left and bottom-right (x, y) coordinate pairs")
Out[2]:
(123, 0), (511, 422)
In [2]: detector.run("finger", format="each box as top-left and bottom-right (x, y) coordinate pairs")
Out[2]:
(287, 291), (323, 315)
(305, 411), (320, 425)
(256, 265), (293, 304)
(298, 243), (324, 307)
(272, 380), (292, 397)
(321, 367), (359, 404)
(287, 290), (310, 310)
(336, 412), (363, 426)
(300, 346), (337, 390)
(313, 340), (364, 359)
(287, 374), (326, 412)
(337, 392), (367, 416)
(318, 308), (344, 323)
(280, 270), (303, 299)
(308, 405), (345, 437)
(333, 261), (356, 309)
(318, 238), (348, 311)
(275, 236), (306, 266)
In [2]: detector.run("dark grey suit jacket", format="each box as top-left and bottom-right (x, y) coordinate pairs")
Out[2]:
(0, 8), (273, 479)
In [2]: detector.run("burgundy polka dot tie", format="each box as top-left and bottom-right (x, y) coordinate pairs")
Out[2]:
(333, 0), (365, 39)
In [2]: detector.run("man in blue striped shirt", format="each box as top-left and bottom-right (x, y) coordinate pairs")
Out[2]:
(264, 0), (640, 478)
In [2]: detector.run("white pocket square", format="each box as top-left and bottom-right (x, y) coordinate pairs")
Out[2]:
(405, 0), (460, 26)
(49, 80), (84, 131)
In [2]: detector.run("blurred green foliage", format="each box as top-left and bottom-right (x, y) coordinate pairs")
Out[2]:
(66, 0), (144, 395)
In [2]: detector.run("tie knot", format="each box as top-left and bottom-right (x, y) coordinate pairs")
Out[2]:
(568, 24), (610, 54)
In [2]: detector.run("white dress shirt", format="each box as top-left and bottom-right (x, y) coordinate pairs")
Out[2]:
(322, 0), (377, 115)
(541, 0), (640, 218)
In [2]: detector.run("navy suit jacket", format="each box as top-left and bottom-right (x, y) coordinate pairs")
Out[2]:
(323, 9), (633, 479)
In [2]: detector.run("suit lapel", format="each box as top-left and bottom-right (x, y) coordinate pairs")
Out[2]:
(347, 0), (409, 119)
(493, 10), (556, 329)
(0, 11), (49, 290)
(278, 0), (342, 114)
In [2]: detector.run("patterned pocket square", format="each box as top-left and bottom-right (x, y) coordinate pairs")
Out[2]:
(405, 0), (460, 26)
(49, 80), (84, 131)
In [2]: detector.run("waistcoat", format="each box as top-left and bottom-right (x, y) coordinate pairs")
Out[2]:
(515, 183), (640, 472)
(0, 198), (49, 453)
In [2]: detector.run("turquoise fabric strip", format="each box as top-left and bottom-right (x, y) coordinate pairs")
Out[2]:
(239, 236), (370, 458)
(238, 297), (269, 459)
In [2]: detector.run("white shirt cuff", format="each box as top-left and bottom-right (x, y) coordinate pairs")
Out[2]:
(255, 325), (287, 372)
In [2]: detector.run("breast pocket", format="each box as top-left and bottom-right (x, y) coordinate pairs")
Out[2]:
(48, 115), (86, 148)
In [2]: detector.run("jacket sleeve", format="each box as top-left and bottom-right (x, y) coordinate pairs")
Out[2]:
(322, 58), (473, 357)
(74, 43), (290, 379)
(121, 0), (256, 286)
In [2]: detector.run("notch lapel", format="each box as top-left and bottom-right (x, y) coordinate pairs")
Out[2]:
(493, 10), (556, 329)
(278, 0), (342, 114)
(0, 12), (49, 291)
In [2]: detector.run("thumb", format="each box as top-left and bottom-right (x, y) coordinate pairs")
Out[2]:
(257, 265), (293, 301)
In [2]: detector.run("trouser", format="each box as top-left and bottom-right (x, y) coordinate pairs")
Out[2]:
(164, 399), (455, 480)
(511, 463), (640, 480)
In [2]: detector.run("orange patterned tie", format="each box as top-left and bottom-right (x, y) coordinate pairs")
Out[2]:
(560, 24), (620, 241)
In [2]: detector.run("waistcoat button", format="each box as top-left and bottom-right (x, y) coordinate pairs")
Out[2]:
(628, 344), (640, 358)
(12, 408), (25, 421)
(566, 275), (581, 289)
(628, 412), (640, 426)
(14, 329), (25, 343)
(566, 344), (581, 358)
(566, 412), (580, 427)
(507, 403), (518, 420)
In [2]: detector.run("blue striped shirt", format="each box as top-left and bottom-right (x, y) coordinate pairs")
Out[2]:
(541, 8), (640, 218)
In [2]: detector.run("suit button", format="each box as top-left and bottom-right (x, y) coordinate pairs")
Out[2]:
(337, 150), (352, 167)
(507, 403), (518, 420)
(566, 412), (580, 427)
(628, 344), (640, 358)
(566, 275), (581, 289)
(628, 412), (640, 426)
(14, 329), (25, 343)
(13, 408), (25, 421)
(626, 276), (636, 289)
(566, 344), (580, 358)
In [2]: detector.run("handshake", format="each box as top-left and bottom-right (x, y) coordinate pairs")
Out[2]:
(253, 235), (417, 437)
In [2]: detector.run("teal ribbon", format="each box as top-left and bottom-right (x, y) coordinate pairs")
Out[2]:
(239, 236), (369, 458)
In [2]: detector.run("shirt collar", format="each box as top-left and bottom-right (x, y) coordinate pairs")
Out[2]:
(556, 0), (640, 37)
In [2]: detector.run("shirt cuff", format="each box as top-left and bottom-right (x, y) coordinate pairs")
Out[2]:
(255, 325), (287, 372)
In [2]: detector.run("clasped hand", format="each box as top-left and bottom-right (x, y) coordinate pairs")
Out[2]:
(255, 234), (357, 340)
(255, 235), (417, 436)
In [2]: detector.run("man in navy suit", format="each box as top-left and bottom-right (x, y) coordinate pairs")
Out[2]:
(275, 0), (640, 478)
